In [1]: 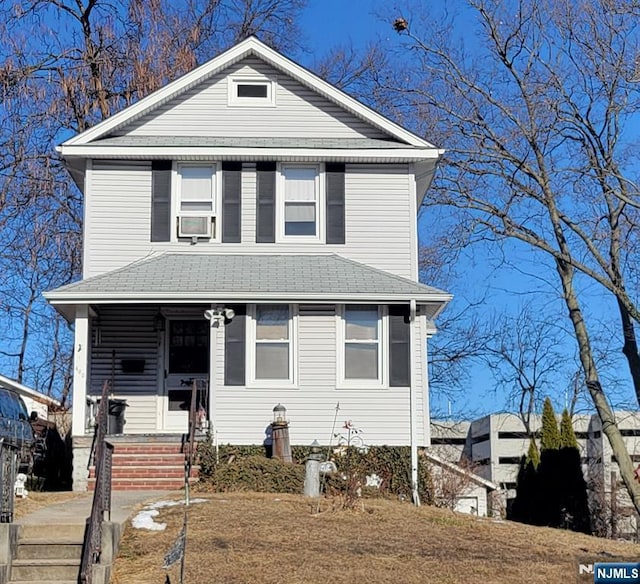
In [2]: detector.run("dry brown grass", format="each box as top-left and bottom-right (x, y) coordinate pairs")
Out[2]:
(110, 493), (640, 584)
(13, 491), (84, 520)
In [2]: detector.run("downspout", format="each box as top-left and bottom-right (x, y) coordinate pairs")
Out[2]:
(410, 299), (420, 506)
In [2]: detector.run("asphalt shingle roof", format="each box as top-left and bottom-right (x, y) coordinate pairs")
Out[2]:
(45, 253), (449, 303)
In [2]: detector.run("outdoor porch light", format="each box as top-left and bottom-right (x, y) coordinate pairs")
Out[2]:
(273, 403), (287, 424)
(153, 310), (165, 332)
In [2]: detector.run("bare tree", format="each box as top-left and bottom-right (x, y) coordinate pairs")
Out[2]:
(483, 306), (573, 435)
(0, 0), (307, 399)
(384, 0), (640, 513)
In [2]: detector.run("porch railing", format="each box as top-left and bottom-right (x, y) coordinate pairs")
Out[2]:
(79, 380), (114, 584)
(182, 379), (208, 502)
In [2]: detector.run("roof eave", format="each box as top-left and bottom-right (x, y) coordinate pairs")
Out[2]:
(58, 145), (443, 162)
(46, 293), (453, 305)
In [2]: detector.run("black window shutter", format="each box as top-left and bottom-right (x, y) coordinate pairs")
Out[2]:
(389, 305), (411, 387)
(151, 160), (172, 242)
(256, 162), (276, 243)
(222, 162), (242, 243)
(224, 305), (246, 386)
(326, 162), (345, 244)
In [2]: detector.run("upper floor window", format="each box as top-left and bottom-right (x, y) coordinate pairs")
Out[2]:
(229, 77), (276, 107)
(176, 163), (219, 240)
(278, 164), (323, 242)
(151, 160), (344, 245)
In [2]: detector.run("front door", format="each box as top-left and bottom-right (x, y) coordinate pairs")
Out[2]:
(163, 319), (209, 431)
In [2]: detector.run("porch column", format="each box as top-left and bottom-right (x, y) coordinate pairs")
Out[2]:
(208, 306), (218, 436)
(72, 304), (90, 437)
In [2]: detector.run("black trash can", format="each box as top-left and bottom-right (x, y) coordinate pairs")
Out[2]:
(107, 399), (127, 434)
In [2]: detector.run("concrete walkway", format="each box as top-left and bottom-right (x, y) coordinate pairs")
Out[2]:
(18, 490), (175, 527)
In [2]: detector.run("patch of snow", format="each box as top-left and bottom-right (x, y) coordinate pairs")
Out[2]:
(131, 509), (166, 531)
(131, 498), (207, 530)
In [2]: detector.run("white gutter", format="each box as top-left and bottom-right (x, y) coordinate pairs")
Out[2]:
(58, 145), (441, 161)
(410, 299), (419, 506)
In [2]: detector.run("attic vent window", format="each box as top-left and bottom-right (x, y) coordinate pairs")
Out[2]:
(237, 84), (268, 98)
(229, 77), (275, 107)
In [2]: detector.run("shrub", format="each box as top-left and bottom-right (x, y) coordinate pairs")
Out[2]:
(326, 446), (434, 505)
(204, 455), (304, 493)
(196, 441), (434, 503)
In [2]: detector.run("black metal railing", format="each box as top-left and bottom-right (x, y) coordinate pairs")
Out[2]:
(79, 380), (114, 584)
(182, 379), (208, 498)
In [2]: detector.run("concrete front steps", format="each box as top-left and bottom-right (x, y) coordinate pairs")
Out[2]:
(9, 523), (84, 584)
(88, 439), (199, 491)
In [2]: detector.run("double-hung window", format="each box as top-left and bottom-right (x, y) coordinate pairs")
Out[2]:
(339, 305), (384, 387)
(177, 164), (217, 239)
(251, 304), (295, 385)
(279, 165), (322, 240)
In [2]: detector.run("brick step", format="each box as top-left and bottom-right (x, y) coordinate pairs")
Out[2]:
(88, 467), (198, 479)
(10, 558), (80, 581)
(15, 540), (83, 561)
(88, 477), (197, 491)
(111, 444), (189, 454)
(112, 453), (189, 465)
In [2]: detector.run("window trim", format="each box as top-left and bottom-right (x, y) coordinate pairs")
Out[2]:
(336, 304), (387, 389)
(247, 303), (298, 388)
(276, 163), (325, 243)
(228, 76), (276, 107)
(171, 162), (222, 242)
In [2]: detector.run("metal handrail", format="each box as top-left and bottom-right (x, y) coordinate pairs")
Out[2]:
(79, 380), (113, 584)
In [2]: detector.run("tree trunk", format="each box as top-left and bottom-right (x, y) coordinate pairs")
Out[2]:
(556, 259), (640, 515)
(617, 299), (640, 407)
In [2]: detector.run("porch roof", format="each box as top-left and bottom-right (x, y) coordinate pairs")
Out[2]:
(45, 253), (451, 316)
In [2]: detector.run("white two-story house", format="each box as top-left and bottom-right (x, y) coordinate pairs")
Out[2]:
(45, 37), (451, 491)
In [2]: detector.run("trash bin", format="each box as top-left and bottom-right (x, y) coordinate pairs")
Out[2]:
(107, 399), (127, 434)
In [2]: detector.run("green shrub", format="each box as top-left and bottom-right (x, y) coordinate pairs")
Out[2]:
(326, 446), (434, 505)
(205, 455), (304, 493)
(196, 441), (434, 503)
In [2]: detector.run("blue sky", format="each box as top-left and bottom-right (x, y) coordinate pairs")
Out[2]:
(297, 0), (636, 419)
(300, 0), (389, 55)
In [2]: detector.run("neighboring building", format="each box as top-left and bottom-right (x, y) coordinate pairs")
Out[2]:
(0, 374), (61, 420)
(432, 412), (640, 538)
(423, 451), (498, 517)
(44, 37), (451, 491)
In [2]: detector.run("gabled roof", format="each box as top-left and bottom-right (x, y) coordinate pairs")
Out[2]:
(45, 253), (452, 308)
(59, 37), (438, 151)
(424, 451), (499, 491)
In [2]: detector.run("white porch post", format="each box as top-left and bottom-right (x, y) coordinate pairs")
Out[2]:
(208, 304), (218, 437)
(72, 304), (89, 437)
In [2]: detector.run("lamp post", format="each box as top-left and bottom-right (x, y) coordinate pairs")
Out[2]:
(271, 404), (292, 463)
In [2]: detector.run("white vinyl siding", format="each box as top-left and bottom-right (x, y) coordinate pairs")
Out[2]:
(213, 305), (427, 446)
(84, 160), (152, 278)
(88, 306), (160, 434)
(84, 163), (415, 279)
(119, 58), (388, 140)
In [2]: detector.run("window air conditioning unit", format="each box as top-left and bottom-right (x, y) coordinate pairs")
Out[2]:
(178, 216), (212, 238)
